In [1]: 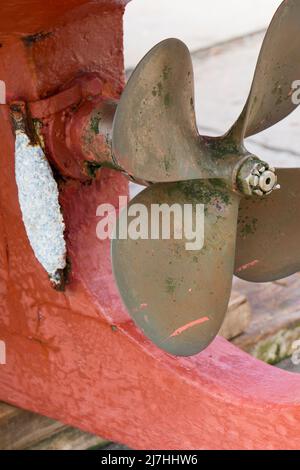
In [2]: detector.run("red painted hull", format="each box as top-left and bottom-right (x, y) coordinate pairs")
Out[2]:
(0, 0), (300, 450)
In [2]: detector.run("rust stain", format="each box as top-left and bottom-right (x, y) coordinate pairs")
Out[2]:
(170, 317), (210, 338)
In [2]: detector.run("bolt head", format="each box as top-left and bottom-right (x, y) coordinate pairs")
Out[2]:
(259, 170), (277, 193)
(237, 156), (279, 197)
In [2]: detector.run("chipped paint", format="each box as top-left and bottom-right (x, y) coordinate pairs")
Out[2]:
(236, 259), (259, 274)
(15, 131), (66, 286)
(140, 303), (148, 310)
(23, 31), (53, 46)
(169, 317), (210, 338)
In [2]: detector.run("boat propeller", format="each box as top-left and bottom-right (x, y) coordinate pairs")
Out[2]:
(111, 0), (300, 356)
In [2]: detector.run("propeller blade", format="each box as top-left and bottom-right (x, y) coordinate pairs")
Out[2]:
(112, 39), (210, 184)
(235, 168), (300, 283)
(112, 180), (240, 356)
(229, 0), (300, 141)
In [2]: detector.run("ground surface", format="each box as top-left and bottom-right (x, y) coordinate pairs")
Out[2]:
(124, 0), (282, 69)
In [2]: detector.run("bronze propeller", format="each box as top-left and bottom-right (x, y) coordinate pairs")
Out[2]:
(111, 0), (300, 356)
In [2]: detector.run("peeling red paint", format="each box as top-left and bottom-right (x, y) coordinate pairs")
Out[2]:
(170, 317), (210, 338)
(236, 260), (259, 273)
(140, 303), (148, 310)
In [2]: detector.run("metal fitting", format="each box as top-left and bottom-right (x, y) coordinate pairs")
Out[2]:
(236, 156), (281, 197)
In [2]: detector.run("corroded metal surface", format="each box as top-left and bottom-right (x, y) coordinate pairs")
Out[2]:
(111, 0), (300, 356)
(10, 101), (67, 287)
(236, 159), (280, 197)
(15, 131), (66, 287)
(67, 98), (119, 176)
(113, 38), (208, 183)
(229, 0), (300, 140)
(235, 168), (300, 282)
(112, 180), (239, 356)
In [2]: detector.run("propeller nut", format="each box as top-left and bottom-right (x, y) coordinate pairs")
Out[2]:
(237, 157), (280, 197)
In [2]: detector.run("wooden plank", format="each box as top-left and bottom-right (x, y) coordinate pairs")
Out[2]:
(0, 403), (64, 450)
(232, 273), (300, 363)
(29, 426), (108, 450)
(220, 291), (252, 340)
(0, 402), (107, 450)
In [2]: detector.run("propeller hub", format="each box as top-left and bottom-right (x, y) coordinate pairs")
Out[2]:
(236, 157), (280, 197)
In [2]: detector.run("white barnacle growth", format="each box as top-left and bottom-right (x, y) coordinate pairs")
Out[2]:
(15, 131), (66, 285)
